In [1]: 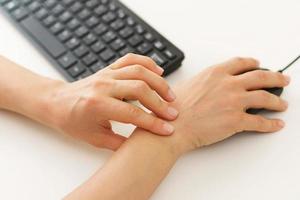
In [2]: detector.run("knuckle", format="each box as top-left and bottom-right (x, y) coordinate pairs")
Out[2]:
(132, 80), (149, 93)
(127, 106), (142, 119)
(255, 116), (267, 129)
(131, 65), (146, 75)
(255, 71), (269, 82)
(258, 90), (272, 101)
(232, 56), (246, 64)
(124, 53), (137, 60)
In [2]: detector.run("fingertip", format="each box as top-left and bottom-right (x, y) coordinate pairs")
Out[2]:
(276, 120), (285, 129)
(166, 89), (177, 102)
(156, 65), (164, 75)
(167, 106), (179, 119)
(284, 75), (291, 85)
(161, 122), (175, 135)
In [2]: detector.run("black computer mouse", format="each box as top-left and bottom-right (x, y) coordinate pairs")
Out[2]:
(246, 69), (284, 115)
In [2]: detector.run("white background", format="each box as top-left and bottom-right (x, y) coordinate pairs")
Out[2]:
(0, 0), (300, 199)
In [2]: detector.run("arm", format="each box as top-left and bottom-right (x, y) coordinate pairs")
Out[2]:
(0, 54), (178, 149)
(64, 57), (290, 200)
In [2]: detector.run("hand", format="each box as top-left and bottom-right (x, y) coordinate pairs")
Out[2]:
(170, 57), (290, 154)
(48, 54), (178, 150)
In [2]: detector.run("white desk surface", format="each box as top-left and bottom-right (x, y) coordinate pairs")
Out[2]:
(1, 0), (300, 199)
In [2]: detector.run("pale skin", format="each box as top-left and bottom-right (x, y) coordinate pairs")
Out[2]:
(0, 54), (179, 150)
(0, 55), (290, 199)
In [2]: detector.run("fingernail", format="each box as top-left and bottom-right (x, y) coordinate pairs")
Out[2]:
(284, 75), (291, 84)
(277, 120), (285, 128)
(168, 89), (177, 101)
(163, 123), (175, 134)
(283, 100), (289, 108)
(156, 65), (164, 75)
(167, 107), (179, 118)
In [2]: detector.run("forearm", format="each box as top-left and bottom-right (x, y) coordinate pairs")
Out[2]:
(0, 55), (63, 127)
(64, 128), (186, 200)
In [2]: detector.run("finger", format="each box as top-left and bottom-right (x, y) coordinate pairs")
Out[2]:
(112, 65), (176, 102)
(219, 57), (260, 75)
(242, 114), (285, 133)
(243, 90), (288, 112)
(112, 80), (178, 120)
(84, 131), (127, 151)
(237, 70), (290, 90)
(105, 98), (175, 136)
(109, 53), (164, 75)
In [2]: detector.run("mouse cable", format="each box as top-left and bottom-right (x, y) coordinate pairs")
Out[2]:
(279, 55), (300, 73)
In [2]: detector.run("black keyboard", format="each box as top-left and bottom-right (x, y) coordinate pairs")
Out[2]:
(0, 0), (185, 81)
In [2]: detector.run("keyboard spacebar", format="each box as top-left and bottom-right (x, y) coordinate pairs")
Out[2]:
(21, 16), (66, 58)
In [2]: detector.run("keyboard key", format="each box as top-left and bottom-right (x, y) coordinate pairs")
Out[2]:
(21, 16), (66, 58)
(35, 8), (48, 20)
(164, 50), (176, 59)
(110, 19), (125, 30)
(102, 12), (116, 23)
(5, 1), (19, 11)
(149, 51), (167, 66)
(50, 22), (64, 34)
(126, 17), (135, 26)
(119, 46), (134, 57)
(90, 61), (106, 73)
(102, 31), (117, 43)
(12, 7), (29, 21)
(70, 2), (82, 13)
(83, 53), (98, 66)
(86, 0), (98, 8)
(58, 53), (77, 69)
(117, 9), (126, 19)
(94, 23), (108, 35)
(78, 9), (91, 20)
(67, 18), (80, 30)
(83, 33), (97, 45)
(43, 15), (56, 27)
(135, 25), (145, 34)
(100, 48), (115, 62)
(144, 32), (155, 42)
(44, 0), (56, 9)
(58, 30), (72, 42)
(75, 26), (89, 37)
(154, 41), (166, 50)
(128, 35), (143, 47)
(68, 63), (86, 77)
(62, 0), (75, 6)
(111, 38), (126, 51)
(60, 11), (72, 23)
(94, 5), (107, 16)
(91, 41), (106, 53)
(119, 27), (134, 38)
(86, 16), (100, 28)
(137, 43), (152, 54)
(28, 1), (40, 12)
(66, 37), (80, 49)
(52, 4), (64, 16)
(74, 45), (89, 57)
(108, 2), (117, 11)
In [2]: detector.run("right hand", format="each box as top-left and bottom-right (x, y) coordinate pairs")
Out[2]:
(170, 57), (290, 153)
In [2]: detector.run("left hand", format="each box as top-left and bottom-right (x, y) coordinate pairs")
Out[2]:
(46, 54), (178, 150)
